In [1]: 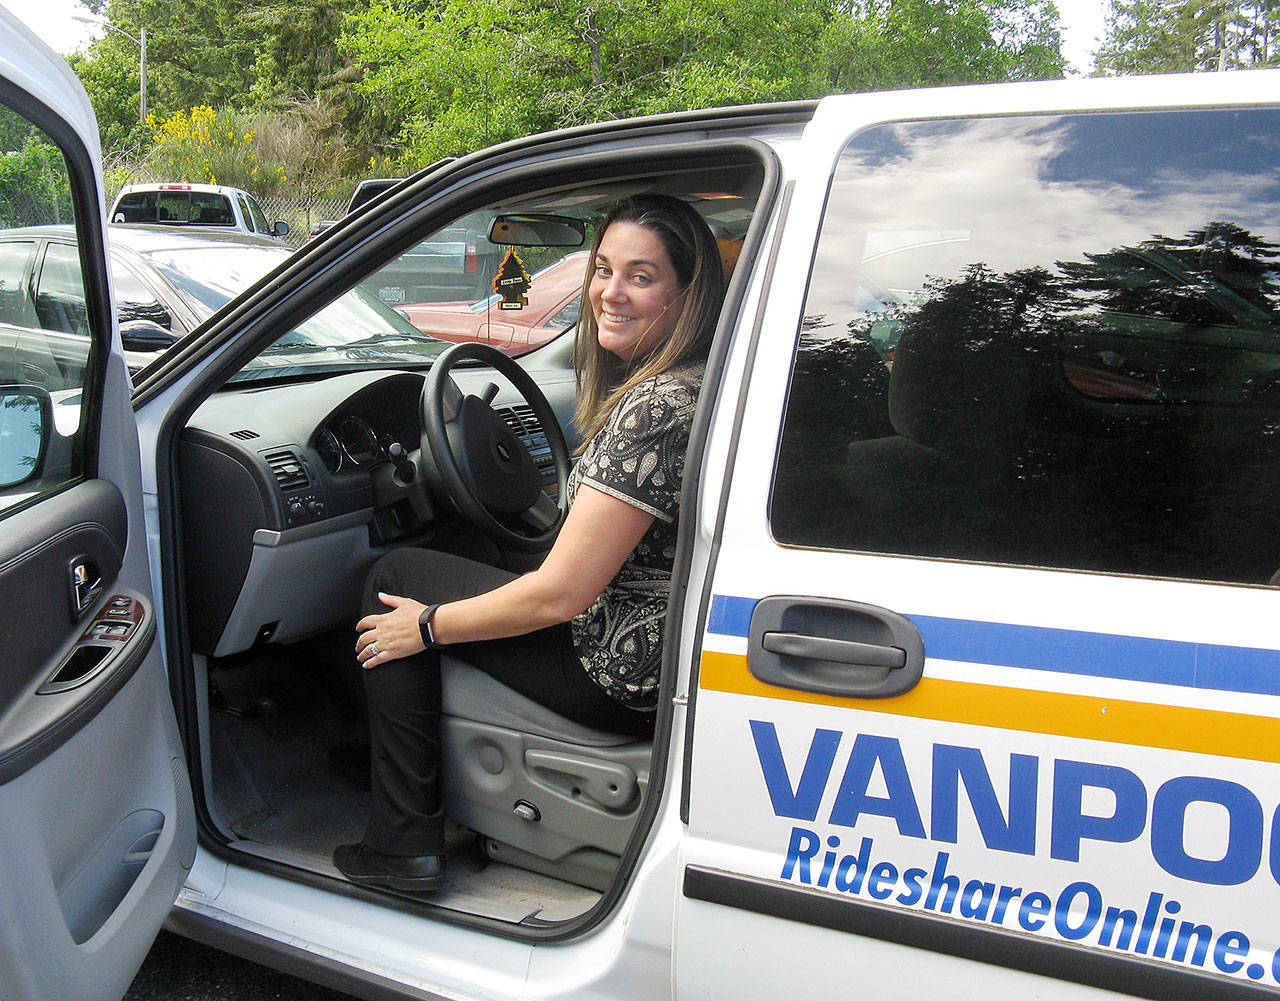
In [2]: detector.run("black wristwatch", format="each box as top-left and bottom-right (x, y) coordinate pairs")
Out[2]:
(418, 603), (447, 649)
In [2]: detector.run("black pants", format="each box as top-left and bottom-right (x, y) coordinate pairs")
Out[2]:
(359, 548), (652, 856)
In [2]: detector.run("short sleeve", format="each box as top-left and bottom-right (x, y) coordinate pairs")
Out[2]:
(577, 374), (698, 523)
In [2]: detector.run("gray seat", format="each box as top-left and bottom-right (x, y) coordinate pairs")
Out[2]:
(440, 656), (651, 890)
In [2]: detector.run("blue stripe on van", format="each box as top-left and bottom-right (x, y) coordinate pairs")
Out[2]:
(706, 594), (1280, 698)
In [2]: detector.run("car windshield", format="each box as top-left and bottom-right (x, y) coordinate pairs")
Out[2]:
(141, 244), (445, 378)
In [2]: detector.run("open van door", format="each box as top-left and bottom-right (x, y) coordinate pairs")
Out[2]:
(0, 14), (195, 1001)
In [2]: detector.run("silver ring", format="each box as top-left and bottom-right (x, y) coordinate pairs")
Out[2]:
(369, 643), (380, 657)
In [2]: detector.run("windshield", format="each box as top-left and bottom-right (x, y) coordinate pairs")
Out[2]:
(143, 244), (445, 378)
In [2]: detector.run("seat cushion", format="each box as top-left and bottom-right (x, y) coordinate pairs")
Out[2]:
(441, 656), (637, 747)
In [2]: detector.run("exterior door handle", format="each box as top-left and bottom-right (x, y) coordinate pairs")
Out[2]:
(761, 632), (907, 669)
(748, 596), (924, 698)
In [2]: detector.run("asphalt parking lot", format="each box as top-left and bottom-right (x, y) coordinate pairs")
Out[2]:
(124, 931), (360, 1000)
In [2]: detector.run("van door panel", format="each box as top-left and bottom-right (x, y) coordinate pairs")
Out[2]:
(680, 94), (1280, 999)
(0, 19), (194, 1000)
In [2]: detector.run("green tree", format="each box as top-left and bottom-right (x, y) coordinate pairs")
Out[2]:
(0, 139), (74, 226)
(340, 0), (1064, 164)
(818, 0), (1066, 92)
(66, 44), (147, 155)
(1095, 0), (1280, 74)
(73, 0), (259, 127)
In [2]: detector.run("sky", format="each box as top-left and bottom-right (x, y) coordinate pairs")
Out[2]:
(0, 0), (1112, 74)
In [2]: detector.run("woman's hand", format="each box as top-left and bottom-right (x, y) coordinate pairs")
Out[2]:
(356, 591), (428, 669)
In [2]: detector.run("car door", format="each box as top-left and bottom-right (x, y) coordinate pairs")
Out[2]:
(0, 14), (195, 1001)
(679, 76), (1280, 999)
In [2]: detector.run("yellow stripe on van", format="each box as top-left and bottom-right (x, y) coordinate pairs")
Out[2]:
(698, 650), (1280, 764)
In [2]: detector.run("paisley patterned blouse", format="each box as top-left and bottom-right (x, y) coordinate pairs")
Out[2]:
(567, 359), (704, 710)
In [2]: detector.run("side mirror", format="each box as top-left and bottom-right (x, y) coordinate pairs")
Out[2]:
(488, 214), (585, 248)
(119, 319), (180, 353)
(272, 220), (291, 237)
(0, 386), (52, 488)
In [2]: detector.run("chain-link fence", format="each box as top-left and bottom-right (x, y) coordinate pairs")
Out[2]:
(256, 194), (346, 246)
(0, 190), (75, 228)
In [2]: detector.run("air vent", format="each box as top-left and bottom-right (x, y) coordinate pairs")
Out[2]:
(229, 429), (259, 441)
(263, 449), (310, 491)
(499, 405), (543, 439)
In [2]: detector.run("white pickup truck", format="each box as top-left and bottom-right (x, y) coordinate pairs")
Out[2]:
(110, 181), (290, 238)
(4, 8), (1280, 1001)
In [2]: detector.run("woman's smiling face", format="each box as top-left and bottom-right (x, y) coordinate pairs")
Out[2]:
(589, 221), (684, 362)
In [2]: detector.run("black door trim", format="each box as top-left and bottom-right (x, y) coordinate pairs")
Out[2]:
(682, 865), (1274, 1001)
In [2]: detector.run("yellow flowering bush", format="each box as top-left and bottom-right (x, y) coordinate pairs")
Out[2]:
(140, 106), (287, 193)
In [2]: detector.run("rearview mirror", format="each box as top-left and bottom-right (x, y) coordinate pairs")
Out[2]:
(488, 214), (586, 248)
(0, 386), (51, 488)
(273, 220), (291, 237)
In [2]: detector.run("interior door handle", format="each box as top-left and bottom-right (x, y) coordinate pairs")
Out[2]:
(68, 556), (103, 620)
(761, 632), (907, 669)
(748, 596), (924, 698)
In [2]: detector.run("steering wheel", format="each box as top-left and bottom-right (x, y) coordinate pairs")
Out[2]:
(421, 342), (570, 552)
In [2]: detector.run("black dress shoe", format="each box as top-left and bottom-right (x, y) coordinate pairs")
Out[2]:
(333, 842), (445, 892)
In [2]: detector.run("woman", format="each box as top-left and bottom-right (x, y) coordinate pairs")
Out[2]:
(335, 194), (726, 892)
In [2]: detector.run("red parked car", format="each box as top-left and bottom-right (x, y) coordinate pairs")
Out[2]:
(400, 251), (588, 356)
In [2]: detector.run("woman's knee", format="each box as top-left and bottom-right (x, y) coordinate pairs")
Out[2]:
(362, 549), (430, 613)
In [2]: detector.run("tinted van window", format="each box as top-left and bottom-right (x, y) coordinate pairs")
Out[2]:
(772, 108), (1280, 586)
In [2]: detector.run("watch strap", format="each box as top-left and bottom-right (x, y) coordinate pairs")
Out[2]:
(418, 603), (446, 649)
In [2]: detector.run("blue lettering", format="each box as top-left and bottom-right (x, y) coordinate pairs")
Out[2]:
(1152, 900), (1181, 958)
(959, 880), (995, 919)
(1151, 776), (1262, 885)
(1171, 922), (1213, 965)
(991, 884), (1022, 924)
(1018, 891), (1051, 931)
(781, 826), (820, 882)
(924, 852), (959, 912)
(833, 837), (874, 893)
(1271, 804), (1280, 888)
(1054, 881), (1102, 940)
(750, 721), (841, 821)
(931, 745), (1037, 855)
(1214, 930), (1250, 974)
(1134, 893), (1165, 954)
(897, 867), (927, 906)
(1050, 760), (1146, 862)
(818, 836), (840, 888)
(829, 734), (926, 837)
(1099, 906), (1138, 949)
(867, 862), (898, 899)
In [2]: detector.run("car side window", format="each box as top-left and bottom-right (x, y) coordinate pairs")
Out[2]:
(110, 258), (173, 330)
(241, 193), (271, 234)
(771, 108), (1280, 587)
(0, 240), (36, 327)
(34, 242), (90, 337)
(0, 102), (97, 513)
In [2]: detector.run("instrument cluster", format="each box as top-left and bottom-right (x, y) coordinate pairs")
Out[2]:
(314, 415), (408, 474)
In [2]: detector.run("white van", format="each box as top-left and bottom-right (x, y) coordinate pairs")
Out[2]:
(110, 181), (290, 238)
(4, 8), (1280, 1001)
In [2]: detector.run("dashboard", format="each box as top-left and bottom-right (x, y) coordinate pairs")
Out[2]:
(177, 362), (576, 658)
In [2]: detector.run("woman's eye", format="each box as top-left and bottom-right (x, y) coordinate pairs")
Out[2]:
(633, 273), (651, 286)
(594, 266), (611, 278)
